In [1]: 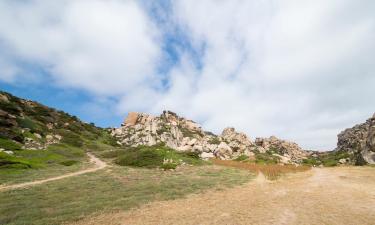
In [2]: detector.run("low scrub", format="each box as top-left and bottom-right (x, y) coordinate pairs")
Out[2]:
(115, 144), (205, 168)
(0, 138), (22, 151)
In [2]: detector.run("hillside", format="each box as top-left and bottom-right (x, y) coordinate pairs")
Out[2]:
(0, 91), (118, 170)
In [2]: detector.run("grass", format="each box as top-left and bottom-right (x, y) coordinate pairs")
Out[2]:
(0, 145), (88, 185)
(0, 138), (22, 151)
(113, 144), (207, 168)
(0, 165), (253, 225)
(211, 159), (310, 180)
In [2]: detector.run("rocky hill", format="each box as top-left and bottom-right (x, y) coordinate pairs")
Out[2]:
(111, 111), (308, 163)
(335, 113), (375, 165)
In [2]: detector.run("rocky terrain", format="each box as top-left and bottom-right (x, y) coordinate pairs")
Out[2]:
(335, 113), (375, 165)
(111, 111), (308, 163)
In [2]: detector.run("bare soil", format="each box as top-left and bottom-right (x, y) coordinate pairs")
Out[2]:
(72, 166), (375, 225)
(0, 153), (107, 192)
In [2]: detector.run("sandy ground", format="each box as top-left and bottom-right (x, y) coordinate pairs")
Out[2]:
(72, 167), (375, 225)
(0, 153), (107, 192)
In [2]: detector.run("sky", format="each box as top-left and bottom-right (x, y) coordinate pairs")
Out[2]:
(0, 0), (374, 150)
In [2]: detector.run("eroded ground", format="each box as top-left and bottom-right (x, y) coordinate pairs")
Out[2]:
(73, 167), (375, 225)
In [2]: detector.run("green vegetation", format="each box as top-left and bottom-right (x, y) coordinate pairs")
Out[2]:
(208, 136), (221, 145)
(302, 151), (353, 167)
(254, 152), (279, 164)
(0, 165), (253, 225)
(0, 138), (21, 151)
(114, 144), (206, 168)
(234, 154), (249, 161)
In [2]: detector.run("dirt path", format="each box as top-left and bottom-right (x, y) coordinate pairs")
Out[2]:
(73, 167), (375, 225)
(0, 153), (107, 192)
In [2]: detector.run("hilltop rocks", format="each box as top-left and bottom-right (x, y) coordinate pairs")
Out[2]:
(335, 113), (375, 164)
(254, 136), (308, 162)
(112, 111), (307, 163)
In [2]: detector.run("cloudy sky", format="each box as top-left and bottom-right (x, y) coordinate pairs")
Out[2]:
(0, 0), (374, 150)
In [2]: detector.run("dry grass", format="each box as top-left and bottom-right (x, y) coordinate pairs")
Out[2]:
(211, 159), (310, 180)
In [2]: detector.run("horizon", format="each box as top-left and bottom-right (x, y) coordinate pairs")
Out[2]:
(1, 1), (374, 150)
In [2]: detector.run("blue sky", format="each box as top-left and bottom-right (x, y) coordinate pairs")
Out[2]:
(0, 0), (375, 150)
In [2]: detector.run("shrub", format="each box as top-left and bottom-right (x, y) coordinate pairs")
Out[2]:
(115, 145), (206, 168)
(208, 137), (221, 145)
(322, 159), (338, 167)
(61, 132), (84, 147)
(161, 162), (177, 170)
(59, 160), (78, 166)
(255, 153), (279, 164)
(0, 138), (22, 151)
(115, 148), (164, 168)
(16, 117), (37, 130)
(234, 155), (249, 161)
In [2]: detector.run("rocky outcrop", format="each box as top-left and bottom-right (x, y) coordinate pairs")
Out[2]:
(254, 136), (308, 163)
(112, 111), (307, 163)
(336, 113), (375, 164)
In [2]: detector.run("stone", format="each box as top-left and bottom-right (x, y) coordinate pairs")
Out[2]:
(124, 112), (139, 126)
(200, 152), (214, 159)
(34, 133), (42, 139)
(4, 150), (14, 155)
(335, 112), (375, 164)
(0, 94), (9, 102)
(111, 110), (307, 161)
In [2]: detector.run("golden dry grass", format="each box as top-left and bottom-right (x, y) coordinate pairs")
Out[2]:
(211, 159), (310, 180)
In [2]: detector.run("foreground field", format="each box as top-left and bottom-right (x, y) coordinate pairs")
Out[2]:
(72, 167), (375, 225)
(0, 164), (252, 225)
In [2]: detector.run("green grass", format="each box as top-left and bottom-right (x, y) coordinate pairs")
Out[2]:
(0, 145), (88, 185)
(0, 165), (253, 225)
(114, 144), (206, 168)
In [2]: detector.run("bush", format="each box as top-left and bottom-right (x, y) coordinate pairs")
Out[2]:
(234, 155), (249, 161)
(0, 138), (22, 151)
(322, 159), (338, 167)
(59, 160), (78, 166)
(61, 132), (84, 147)
(161, 162), (177, 170)
(255, 153), (279, 164)
(16, 117), (37, 130)
(115, 145), (206, 168)
(208, 137), (221, 145)
(115, 148), (164, 168)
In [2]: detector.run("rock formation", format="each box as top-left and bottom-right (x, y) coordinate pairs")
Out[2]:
(111, 111), (308, 163)
(335, 113), (375, 164)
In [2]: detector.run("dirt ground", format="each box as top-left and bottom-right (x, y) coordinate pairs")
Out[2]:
(71, 166), (375, 225)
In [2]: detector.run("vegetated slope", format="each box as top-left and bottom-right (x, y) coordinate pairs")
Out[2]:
(0, 90), (118, 171)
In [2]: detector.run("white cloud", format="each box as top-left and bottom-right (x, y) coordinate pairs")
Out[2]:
(150, 0), (375, 150)
(0, 0), (161, 95)
(0, 0), (374, 150)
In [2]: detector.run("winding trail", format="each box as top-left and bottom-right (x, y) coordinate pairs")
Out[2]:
(0, 153), (107, 192)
